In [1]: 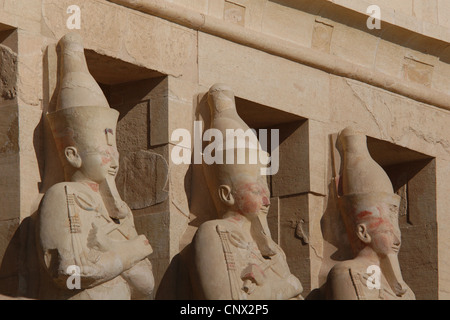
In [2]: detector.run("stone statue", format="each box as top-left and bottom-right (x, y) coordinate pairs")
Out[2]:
(36, 32), (154, 300)
(325, 126), (415, 300)
(187, 84), (303, 300)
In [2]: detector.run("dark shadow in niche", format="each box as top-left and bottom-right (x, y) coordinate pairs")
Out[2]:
(187, 92), (215, 229)
(155, 244), (193, 300)
(40, 41), (64, 194)
(0, 212), (41, 299)
(320, 134), (353, 283)
(0, 218), (21, 297)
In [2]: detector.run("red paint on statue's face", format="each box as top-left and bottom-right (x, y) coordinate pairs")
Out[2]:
(358, 204), (401, 256)
(80, 144), (119, 184)
(233, 176), (270, 219)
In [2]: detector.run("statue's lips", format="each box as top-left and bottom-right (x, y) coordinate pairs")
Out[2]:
(108, 169), (118, 176)
(259, 206), (269, 214)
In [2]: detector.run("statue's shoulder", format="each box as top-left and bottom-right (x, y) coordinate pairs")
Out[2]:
(328, 260), (355, 279)
(41, 182), (98, 217)
(41, 182), (73, 212)
(196, 219), (222, 237)
(196, 219), (239, 237)
(46, 181), (98, 204)
(43, 181), (87, 199)
(38, 183), (80, 248)
(194, 219), (239, 248)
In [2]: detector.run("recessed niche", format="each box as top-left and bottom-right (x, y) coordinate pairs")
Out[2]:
(324, 134), (437, 300)
(367, 138), (437, 300)
(85, 51), (170, 297)
(235, 97), (313, 296)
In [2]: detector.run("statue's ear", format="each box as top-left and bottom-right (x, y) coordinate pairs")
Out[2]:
(356, 223), (371, 244)
(218, 185), (234, 207)
(65, 146), (82, 168)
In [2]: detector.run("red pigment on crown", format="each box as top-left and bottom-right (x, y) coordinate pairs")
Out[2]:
(357, 210), (372, 219)
(368, 217), (384, 229)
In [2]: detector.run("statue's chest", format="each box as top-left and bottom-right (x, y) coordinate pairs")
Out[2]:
(66, 188), (134, 241)
(352, 270), (410, 300)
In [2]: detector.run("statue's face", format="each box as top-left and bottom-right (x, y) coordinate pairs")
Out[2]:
(364, 203), (401, 256)
(79, 144), (119, 184)
(232, 174), (270, 219)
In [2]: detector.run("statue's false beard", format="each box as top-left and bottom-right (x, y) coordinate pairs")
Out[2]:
(250, 213), (277, 257)
(99, 175), (130, 219)
(380, 253), (408, 297)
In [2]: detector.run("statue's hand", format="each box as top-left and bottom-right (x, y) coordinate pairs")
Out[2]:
(133, 234), (153, 257)
(87, 222), (113, 252)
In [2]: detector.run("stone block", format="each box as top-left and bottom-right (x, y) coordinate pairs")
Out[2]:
(271, 121), (309, 197)
(438, 0), (450, 29)
(4, 0), (42, 22)
(330, 24), (378, 68)
(0, 44), (17, 103)
(309, 120), (327, 196)
(16, 30), (43, 107)
(42, 0), (123, 53)
(116, 149), (169, 210)
(432, 61), (450, 95)
(262, 1), (315, 48)
(224, 1), (246, 27)
(402, 56), (434, 87)
(116, 100), (151, 152)
(374, 40), (406, 78)
(413, 0), (438, 24)
(311, 20), (334, 53)
(373, 0), (413, 16)
(0, 105), (19, 222)
(170, 0), (208, 13)
(279, 194), (311, 295)
(122, 10), (197, 81)
(198, 32), (331, 122)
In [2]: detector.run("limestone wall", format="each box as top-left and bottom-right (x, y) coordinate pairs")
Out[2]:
(0, 0), (448, 299)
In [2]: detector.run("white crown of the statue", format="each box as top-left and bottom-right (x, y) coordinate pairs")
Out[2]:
(207, 83), (235, 114)
(207, 84), (268, 159)
(338, 126), (401, 218)
(48, 32), (119, 152)
(203, 83), (270, 181)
